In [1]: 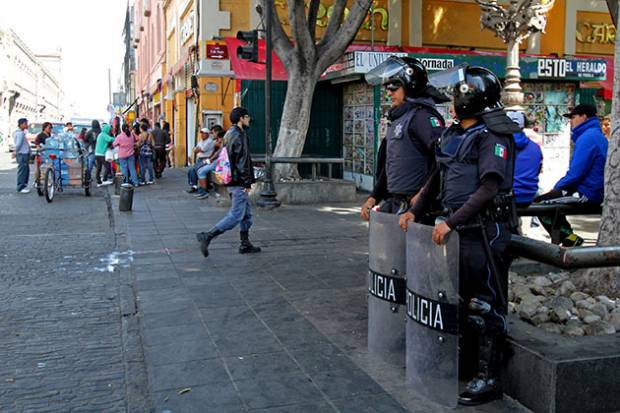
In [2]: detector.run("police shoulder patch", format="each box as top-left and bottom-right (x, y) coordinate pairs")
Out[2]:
(494, 143), (507, 159)
(429, 117), (442, 128)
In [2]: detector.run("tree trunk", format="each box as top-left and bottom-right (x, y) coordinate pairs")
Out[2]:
(272, 68), (320, 180)
(574, 1), (620, 297)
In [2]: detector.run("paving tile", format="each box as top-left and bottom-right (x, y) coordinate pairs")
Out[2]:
(153, 382), (243, 412)
(267, 318), (330, 347)
(310, 367), (385, 399)
(140, 308), (203, 330)
(224, 352), (302, 380)
(144, 339), (218, 366)
(249, 401), (337, 413)
(289, 342), (354, 374)
(148, 358), (229, 391)
(136, 277), (182, 291)
(212, 329), (282, 357)
(332, 393), (411, 413)
(142, 323), (210, 347)
(234, 373), (323, 410)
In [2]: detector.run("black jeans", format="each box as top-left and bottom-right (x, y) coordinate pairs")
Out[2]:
(95, 156), (112, 184)
(153, 147), (167, 177)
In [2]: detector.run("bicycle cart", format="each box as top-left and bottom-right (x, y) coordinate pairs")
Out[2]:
(35, 136), (91, 203)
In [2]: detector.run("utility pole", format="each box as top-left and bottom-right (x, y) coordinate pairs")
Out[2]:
(257, 2), (281, 209)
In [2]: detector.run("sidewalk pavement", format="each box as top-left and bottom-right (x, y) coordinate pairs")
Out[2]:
(113, 169), (535, 413)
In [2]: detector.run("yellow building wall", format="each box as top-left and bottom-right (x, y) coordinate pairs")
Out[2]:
(220, 0), (251, 36)
(175, 92), (187, 166)
(575, 10), (615, 56)
(422, 0), (507, 50)
(540, 0), (565, 55)
(198, 77), (235, 130)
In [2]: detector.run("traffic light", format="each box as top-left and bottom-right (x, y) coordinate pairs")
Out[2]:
(236, 30), (259, 63)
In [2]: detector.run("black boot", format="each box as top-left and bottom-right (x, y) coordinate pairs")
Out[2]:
(239, 231), (261, 254)
(458, 333), (503, 406)
(196, 228), (223, 258)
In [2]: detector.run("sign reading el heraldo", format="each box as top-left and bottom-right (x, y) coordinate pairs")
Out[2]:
(576, 11), (615, 55)
(274, 0), (389, 43)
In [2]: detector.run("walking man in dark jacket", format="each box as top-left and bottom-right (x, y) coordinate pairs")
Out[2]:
(534, 104), (608, 246)
(196, 107), (261, 258)
(151, 122), (170, 178)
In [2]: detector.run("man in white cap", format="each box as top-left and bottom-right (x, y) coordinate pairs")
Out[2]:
(186, 126), (220, 193)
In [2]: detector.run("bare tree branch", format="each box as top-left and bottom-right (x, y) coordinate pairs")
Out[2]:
(317, 0), (347, 48)
(317, 0), (373, 72)
(307, 0), (321, 42)
(263, 0), (294, 68)
(288, 0), (315, 57)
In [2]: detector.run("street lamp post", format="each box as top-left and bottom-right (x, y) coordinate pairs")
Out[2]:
(257, 2), (281, 209)
(475, 0), (555, 111)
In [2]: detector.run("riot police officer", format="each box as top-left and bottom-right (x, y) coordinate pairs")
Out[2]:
(400, 65), (519, 405)
(360, 56), (448, 220)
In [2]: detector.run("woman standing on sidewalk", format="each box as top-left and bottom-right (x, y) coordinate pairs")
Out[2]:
(138, 123), (155, 185)
(113, 124), (139, 186)
(95, 124), (115, 186)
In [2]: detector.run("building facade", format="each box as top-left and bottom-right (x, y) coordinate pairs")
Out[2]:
(129, 0), (615, 184)
(134, 0), (166, 123)
(0, 27), (63, 149)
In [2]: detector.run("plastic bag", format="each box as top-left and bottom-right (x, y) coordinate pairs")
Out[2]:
(213, 147), (232, 185)
(105, 148), (114, 162)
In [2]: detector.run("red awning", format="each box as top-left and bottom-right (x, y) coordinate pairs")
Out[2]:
(225, 37), (289, 81)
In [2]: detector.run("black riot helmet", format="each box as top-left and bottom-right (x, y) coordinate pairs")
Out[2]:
(429, 64), (502, 119)
(365, 56), (429, 97)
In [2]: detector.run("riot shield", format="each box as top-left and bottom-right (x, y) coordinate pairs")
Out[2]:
(367, 211), (407, 366)
(405, 222), (460, 408)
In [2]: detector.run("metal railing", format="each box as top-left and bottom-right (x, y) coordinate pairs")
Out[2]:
(253, 156), (344, 181)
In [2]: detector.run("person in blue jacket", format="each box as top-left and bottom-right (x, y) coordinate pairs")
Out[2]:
(535, 104), (608, 246)
(507, 111), (543, 207)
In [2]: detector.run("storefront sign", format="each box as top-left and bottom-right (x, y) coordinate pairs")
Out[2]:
(576, 11), (615, 55)
(528, 57), (607, 81)
(206, 43), (228, 60)
(325, 51), (607, 82)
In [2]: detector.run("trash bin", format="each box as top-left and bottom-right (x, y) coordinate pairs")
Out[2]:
(114, 174), (124, 196)
(119, 185), (134, 211)
(367, 211), (407, 366)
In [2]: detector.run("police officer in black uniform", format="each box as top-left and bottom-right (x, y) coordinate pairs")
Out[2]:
(400, 64), (520, 405)
(360, 56), (448, 220)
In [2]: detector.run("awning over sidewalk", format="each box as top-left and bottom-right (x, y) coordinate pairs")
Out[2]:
(224, 38), (289, 81)
(224, 37), (401, 81)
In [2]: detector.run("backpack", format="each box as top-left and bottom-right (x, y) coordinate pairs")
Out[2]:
(213, 147), (232, 185)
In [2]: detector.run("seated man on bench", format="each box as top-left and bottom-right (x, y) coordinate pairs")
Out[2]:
(194, 129), (226, 200)
(534, 104), (608, 247)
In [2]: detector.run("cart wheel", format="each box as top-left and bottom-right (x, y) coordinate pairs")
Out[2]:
(44, 168), (55, 203)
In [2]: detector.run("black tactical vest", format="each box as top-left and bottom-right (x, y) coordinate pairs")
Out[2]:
(386, 107), (433, 195)
(437, 123), (513, 210)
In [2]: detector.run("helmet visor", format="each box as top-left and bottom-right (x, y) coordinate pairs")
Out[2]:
(428, 64), (469, 95)
(364, 56), (410, 86)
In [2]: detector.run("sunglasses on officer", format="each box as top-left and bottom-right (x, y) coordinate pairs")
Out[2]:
(385, 82), (403, 92)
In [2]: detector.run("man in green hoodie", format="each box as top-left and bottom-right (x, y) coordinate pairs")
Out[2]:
(95, 123), (115, 186)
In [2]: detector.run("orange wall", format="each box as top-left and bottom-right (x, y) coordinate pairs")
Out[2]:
(198, 76), (235, 130)
(422, 0), (507, 50)
(174, 92), (187, 166)
(540, 0), (565, 55)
